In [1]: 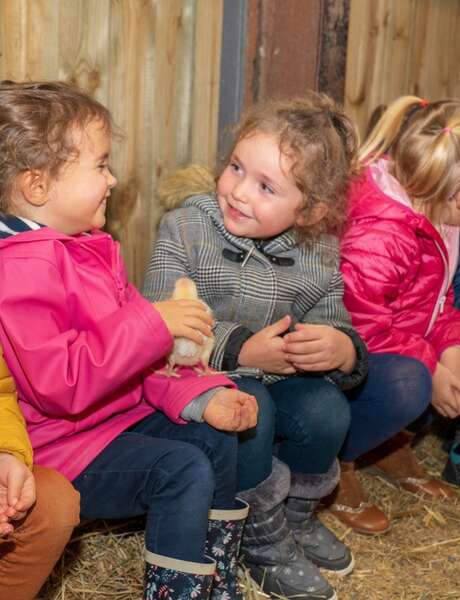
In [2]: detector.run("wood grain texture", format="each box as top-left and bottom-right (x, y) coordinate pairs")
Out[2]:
(0, 0), (224, 286)
(345, 0), (460, 137)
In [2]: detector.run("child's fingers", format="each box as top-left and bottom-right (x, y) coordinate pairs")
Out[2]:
(287, 351), (331, 370)
(286, 323), (325, 341)
(245, 394), (258, 416)
(0, 522), (14, 537)
(219, 405), (241, 431)
(264, 315), (291, 338)
(175, 326), (207, 345)
(183, 317), (214, 338)
(284, 339), (324, 355)
(6, 469), (25, 509)
(246, 395), (258, 423)
(177, 302), (214, 324)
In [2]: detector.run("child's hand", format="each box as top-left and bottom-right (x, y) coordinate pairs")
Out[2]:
(440, 346), (460, 380)
(238, 316), (296, 374)
(284, 323), (356, 373)
(153, 299), (214, 345)
(0, 453), (36, 536)
(203, 389), (258, 432)
(432, 362), (460, 418)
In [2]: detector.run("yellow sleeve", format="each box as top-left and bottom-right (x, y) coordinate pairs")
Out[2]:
(0, 350), (33, 469)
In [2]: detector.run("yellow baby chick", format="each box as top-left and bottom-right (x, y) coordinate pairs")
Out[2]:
(162, 277), (216, 377)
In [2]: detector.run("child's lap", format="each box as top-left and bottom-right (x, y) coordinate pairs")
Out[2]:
(72, 411), (239, 517)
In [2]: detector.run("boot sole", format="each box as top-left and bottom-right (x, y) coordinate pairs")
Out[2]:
(314, 553), (355, 577)
(364, 465), (455, 498)
(243, 563), (338, 600)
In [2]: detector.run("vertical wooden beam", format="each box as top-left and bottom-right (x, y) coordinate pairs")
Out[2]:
(218, 0), (247, 160)
(246, 0), (322, 104)
(242, 0), (349, 109)
(317, 0), (350, 103)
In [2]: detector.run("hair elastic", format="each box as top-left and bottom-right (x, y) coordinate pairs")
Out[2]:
(419, 99), (429, 107)
(443, 127), (452, 133)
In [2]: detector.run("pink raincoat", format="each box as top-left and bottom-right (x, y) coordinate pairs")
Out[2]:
(0, 227), (234, 480)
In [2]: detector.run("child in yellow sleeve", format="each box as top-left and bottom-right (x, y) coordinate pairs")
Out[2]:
(0, 351), (80, 600)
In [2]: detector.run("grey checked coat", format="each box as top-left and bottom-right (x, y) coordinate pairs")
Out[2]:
(143, 193), (367, 389)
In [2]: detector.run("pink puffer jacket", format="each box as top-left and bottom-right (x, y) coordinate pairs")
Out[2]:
(340, 163), (460, 374)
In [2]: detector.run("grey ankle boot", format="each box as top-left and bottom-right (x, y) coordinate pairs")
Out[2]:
(286, 460), (354, 576)
(144, 550), (215, 599)
(239, 458), (337, 600)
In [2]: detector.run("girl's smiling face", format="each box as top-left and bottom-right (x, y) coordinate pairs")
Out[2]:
(216, 131), (303, 239)
(34, 118), (117, 235)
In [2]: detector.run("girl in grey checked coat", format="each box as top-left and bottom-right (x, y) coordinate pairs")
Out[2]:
(143, 94), (431, 600)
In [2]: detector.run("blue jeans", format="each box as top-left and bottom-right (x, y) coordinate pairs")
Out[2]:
(341, 353), (432, 460)
(236, 374), (351, 489)
(453, 252), (460, 309)
(72, 411), (238, 562)
(236, 353), (431, 490)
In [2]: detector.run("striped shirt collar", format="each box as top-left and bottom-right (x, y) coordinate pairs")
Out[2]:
(0, 215), (43, 238)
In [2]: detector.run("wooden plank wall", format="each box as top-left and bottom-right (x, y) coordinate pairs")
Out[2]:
(243, 0), (350, 108)
(0, 0), (223, 286)
(345, 0), (460, 138)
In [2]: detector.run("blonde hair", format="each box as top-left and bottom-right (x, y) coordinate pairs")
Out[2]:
(360, 96), (460, 222)
(226, 92), (359, 242)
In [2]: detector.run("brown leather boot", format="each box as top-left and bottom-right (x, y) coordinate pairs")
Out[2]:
(326, 462), (390, 535)
(362, 431), (455, 499)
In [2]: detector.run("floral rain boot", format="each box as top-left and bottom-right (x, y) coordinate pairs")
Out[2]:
(206, 498), (249, 599)
(144, 550), (215, 600)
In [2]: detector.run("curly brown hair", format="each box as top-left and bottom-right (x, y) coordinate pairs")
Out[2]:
(228, 92), (359, 242)
(0, 80), (113, 211)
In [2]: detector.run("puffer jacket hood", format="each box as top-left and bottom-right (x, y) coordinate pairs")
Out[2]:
(158, 164), (216, 211)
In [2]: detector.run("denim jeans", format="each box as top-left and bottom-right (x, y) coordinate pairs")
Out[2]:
(236, 353), (431, 490)
(453, 253), (460, 309)
(72, 411), (238, 562)
(341, 353), (432, 460)
(236, 374), (351, 489)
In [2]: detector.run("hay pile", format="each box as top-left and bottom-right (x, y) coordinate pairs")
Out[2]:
(38, 431), (460, 600)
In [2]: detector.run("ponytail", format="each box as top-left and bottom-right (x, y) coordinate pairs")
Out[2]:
(360, 95), (460, 223)
(359, 96), (424, 165)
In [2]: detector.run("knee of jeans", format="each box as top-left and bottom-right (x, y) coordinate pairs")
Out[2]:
(167, 444), (216, 501)
(251, 390), (276, 439)
(198, 423), (239, 466)
(308, 387), (351, 444)
(31, 466), (81, 531)
(391, 357), (432, 419)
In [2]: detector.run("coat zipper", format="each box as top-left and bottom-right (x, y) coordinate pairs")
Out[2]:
(424, 239), (449, 336)
(83, 239), (126, 305)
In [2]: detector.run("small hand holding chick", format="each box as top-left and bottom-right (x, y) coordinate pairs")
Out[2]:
(157, 277), (216, 377)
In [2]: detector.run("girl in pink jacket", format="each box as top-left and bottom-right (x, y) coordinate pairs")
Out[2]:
(0, 80), (257, 600)
(340, 96), (460, 524)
